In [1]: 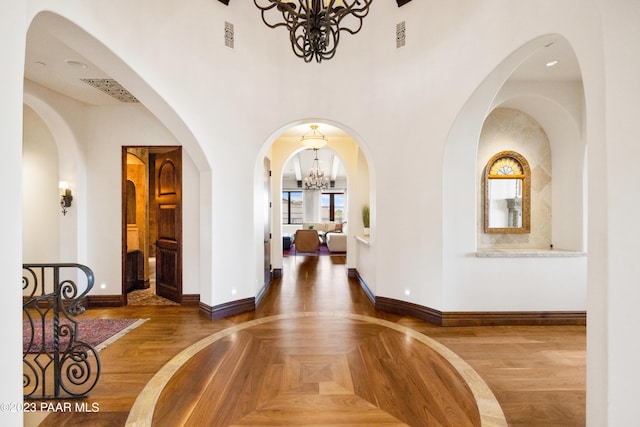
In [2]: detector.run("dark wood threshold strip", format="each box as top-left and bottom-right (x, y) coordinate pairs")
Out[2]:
(86, 294), (202, 307)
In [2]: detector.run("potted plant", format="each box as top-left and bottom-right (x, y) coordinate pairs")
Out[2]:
(362, 204), (370, 235)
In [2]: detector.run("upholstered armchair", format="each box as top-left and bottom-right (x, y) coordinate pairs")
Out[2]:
(325, 232), (347, 252)
(294, 229), (320, 255)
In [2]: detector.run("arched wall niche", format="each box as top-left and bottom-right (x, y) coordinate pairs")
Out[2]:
(444, 33), (585, 256)
(125, 152), (147, 255)
(477, 108), (551, 249)
(126, 180), (136, 224)
(442, 34), (586, 315)
(22, 105), (61, 263)
(23, 90), (84, 264)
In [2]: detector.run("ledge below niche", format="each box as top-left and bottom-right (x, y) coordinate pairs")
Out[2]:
(476, 249), (586, 258)
(355, 235), (370, 246)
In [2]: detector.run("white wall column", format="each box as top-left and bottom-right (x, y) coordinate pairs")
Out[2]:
(303, 190), (322, 222)
(1, 1), (28, 424)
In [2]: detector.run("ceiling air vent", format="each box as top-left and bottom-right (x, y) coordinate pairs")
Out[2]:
(225, 22), (234, 49)
(81, 79), (139, 103)
(397, 21), (406, 48)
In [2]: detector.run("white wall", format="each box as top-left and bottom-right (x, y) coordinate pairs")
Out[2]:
(1, 0), (26, 423)
(595, 1), (640, 424)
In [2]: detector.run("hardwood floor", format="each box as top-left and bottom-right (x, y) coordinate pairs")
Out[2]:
(32, 255), (585, 426)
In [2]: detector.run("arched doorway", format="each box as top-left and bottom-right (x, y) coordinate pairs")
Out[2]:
(257, 121), (373, 296)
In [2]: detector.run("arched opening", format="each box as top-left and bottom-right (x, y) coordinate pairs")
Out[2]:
(256, 120), (374, 299)
(23, 11), (212, 308)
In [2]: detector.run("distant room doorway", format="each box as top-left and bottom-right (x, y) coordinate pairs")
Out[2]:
(122, 146), (183, 305)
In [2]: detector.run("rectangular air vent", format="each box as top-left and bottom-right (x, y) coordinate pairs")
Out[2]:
(225, 22), (234, 49)
(81, 79), (138, 103)
(397, 21), (406, 48)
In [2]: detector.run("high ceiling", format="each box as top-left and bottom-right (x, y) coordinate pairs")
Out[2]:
(24, 14), (582, 185)
(25, 19), (125, 106)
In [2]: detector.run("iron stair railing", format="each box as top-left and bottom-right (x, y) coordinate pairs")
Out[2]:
(22, 263), (101, 399)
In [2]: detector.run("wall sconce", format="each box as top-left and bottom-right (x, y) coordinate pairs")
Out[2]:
(59, 181), (73, 215)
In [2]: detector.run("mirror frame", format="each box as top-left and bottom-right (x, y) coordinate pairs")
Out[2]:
(483, 150), (530, 234)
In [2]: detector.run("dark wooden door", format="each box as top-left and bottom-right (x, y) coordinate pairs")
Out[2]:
(155, 148), (182, 303)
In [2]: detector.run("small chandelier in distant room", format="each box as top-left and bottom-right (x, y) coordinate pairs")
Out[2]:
(254, 0), (373, 63)
(304, 149), (330, 190)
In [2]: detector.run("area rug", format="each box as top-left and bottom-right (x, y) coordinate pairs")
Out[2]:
(283, 244), (345, 257)
(23, 318), (149, 354)
(128, 288), (179, 306)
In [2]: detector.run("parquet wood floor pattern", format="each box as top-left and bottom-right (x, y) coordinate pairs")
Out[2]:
(150, 315), (481, 426)
(33, 255), (586, 426)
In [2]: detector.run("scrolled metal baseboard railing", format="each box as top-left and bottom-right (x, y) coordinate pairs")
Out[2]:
(22, 263), (101, 399)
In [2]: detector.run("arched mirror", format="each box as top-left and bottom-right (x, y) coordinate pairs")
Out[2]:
(483, 151), (530, 234)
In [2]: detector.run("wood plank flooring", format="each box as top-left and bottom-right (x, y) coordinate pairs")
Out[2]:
(32, 255), (585, 426)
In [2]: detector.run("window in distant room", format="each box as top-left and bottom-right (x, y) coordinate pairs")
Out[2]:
(282, 191), (303, 224)
(321, 192), (345, 222)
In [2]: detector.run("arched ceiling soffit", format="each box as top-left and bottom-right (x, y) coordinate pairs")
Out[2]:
(445, 35), (582, 152)
(24, 11), (210, 172)
(277, 123), (354, 183)
(494, 36), (584, 134)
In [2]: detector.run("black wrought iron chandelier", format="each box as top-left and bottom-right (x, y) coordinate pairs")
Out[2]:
(254, 0), (373, 63)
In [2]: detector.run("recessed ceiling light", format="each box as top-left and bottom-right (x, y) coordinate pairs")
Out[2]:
(546, 60), (559, 67)
(65, 59), (88, 69)
(34, 61), (46, 68)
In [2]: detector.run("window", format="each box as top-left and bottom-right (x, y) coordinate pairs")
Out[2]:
(321, 192), (345, 222)
(282, 191), (303, 224)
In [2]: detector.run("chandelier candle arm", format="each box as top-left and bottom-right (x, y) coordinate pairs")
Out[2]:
(254, 0), (373, 63)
